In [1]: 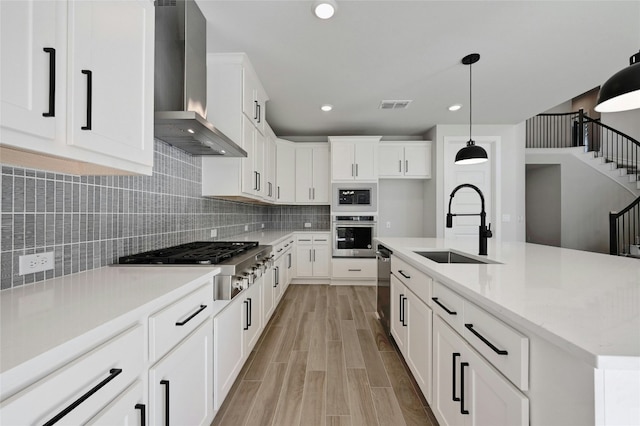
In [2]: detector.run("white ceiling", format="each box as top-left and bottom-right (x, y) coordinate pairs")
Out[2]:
(196, 0), (640, 139)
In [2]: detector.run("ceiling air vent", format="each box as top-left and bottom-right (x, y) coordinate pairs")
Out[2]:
(379, 100), (412, 110)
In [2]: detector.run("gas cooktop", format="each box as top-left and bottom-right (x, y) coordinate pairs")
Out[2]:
(118, 241), (260, 265)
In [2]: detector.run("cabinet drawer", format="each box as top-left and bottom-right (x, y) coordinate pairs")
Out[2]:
(296, 235), (314, 245)
(149, 280), (213, 362)
(0, 324), (143, 425)
(312, 234), (330, 244)
(332, 258), (376, 279)
(463, 301), (529, 391)
(391, 256), (432, 305)
(432, 281), (465, 333)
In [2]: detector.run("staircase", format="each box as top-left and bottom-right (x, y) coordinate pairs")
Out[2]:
(526, 109), (640, 256)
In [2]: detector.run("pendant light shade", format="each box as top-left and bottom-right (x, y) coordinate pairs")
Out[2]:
(595, 50), (640, 113)
(455, 53), (488, 165)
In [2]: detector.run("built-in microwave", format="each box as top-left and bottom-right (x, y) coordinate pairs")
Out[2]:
(331, 182), (377, 213)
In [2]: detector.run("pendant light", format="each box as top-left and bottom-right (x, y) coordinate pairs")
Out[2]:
(455, 53), (488, 165)
(595, 50), (640, 113)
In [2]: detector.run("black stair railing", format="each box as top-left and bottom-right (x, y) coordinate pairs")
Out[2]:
(610, 196), (640, 256)
(526, 110), (585, 148)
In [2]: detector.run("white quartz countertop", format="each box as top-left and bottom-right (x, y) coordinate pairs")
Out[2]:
(0, 266), (222, 376)
(376, 237), (640, 370)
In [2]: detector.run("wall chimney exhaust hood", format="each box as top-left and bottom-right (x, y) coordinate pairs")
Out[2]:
(154, 0), (246, 157)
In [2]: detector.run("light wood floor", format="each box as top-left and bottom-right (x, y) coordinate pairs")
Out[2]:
(211, 284), (439, 426)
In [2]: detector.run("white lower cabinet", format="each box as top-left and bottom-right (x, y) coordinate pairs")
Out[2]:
(0, 324), (144, 425)
(433, 315), (529, 426)
(295, 233), (330, 278)
(149, 318), (214, 426)
(262, 263), (275, 324)
(87, 380), (145, 425)
(243, 277), (263, 354)
(213, 295), (244, 411)
(390, 275), (432, 402)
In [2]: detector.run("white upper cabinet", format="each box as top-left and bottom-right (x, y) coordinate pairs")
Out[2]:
(276, 139), (296, 203)
(264, 126), (277, 202)
(379, 141), (432, 178)
(203, 53), (271, 203)
(295, 144), (329, 204)
(329, 136), (380, 181)
(0, 0), (154, 176)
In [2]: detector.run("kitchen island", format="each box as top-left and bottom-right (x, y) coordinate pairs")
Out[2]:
(377, 237), (640, 426)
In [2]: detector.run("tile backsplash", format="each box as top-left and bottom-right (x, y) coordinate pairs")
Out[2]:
(1, 140), (329, 289)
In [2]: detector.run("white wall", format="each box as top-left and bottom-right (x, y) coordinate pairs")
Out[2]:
(377, 179), (426, 238)
(601, 109), (640, 141)
(526, 151), (635, 253)
(426, 123), (526, 242)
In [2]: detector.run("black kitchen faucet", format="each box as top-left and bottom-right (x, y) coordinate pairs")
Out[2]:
(446, 183), (493, 255)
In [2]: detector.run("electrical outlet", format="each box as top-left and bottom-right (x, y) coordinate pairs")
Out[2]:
(19, 252), (54, 275)
(261, 223), (265, 228)
(304, 222), (312, 228)
(211, 229), (218, 238)
(386, 221), (391, 229)
(244, 225), (249, 231)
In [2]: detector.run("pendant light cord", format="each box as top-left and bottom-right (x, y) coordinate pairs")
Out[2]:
(469, 60), (473, 143)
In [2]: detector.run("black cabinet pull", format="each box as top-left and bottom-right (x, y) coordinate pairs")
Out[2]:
(432, 297), (457, 315)
(460, 362), (469, 415)
(254, 100), (258, 120)
(254, 171), (258, 190)
(247, 297), (252, 327)
(43, 368), (122, 425)
(287, 253), (291, 269)
(465, 323), (508, 355)
(135, 403), (146, 425)
(43, 48), (56, 117)
(160, 380), (170, 426)
(175, 304), (207, 326)
(81, 70), (92, 130)
(452, 353), (461, 402)
(401, 296), (408, 326)
(277, 186), (280, 199)
(399, 294), (405, 326)
(398, 270), (411, 279)
(243, 300), (250, 330)
(257, 103), (261, 123)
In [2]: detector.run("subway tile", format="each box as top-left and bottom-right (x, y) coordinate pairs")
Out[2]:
(2, 174), (13, 212)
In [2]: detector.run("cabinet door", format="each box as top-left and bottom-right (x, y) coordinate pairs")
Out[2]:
(312, 243), (330, 277)
(354, 143), (377, 180)
(295, 147), (314, 202)
(406, 291), (433, 403)
(331, 143), (355, 180)
(241, 115), (257, 195)
(312, 145), (330, 202)
(213, 298), (244, 410)
(265, 136), (277, 202)
(263, 265), (275, 323)
(296, 245), (314, 277)
(1, 0), (62, 148)
(378, 145), (404, 177)
(254, 130), (266, 198)
(243, 277), (263, 353)
(87, 380), (145, 426)
(433, 316), (465, 426)
(149, 318), (214, 426)
(276, 140), (296, 203)
(242, 66), (258, 123)
(463, 343), (529, 426)
(67, 0), (153, 167)
(390, 275), (407, 354)
(404, 144), (431, 178)
(273, 258), (284, 302)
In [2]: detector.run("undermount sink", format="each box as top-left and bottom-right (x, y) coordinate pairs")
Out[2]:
(414, 250), (494, 264)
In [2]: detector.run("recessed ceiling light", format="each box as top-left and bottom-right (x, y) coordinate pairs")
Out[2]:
(187, 128), (195, 134)
(448, 104), (462, 111)
(321, 104), (333, 112)
(313, 0), (337, 19)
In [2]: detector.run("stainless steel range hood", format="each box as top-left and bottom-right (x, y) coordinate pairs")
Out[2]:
(154, 0), (246, 157)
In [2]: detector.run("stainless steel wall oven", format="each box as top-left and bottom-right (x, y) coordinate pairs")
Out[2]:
(332, 215), (377, 258)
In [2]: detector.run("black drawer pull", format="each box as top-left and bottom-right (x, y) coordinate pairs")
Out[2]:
(452, 352), (460, 402)
(432, 297), (457, 315)
(43, 368), (122, 425)
(175, 304), (207, 326)
(247, 297), (252, 327)
(460, 362), (469, 415)
(160, 380), (170, 425)
(81, 70), (92, 130)
(135, 403), (146, 425)
(465, 323), (508, 355)
(254, 100), (259, 120)
(243, 300), (250, 330)
(43, 48), (56, 117)
(348, 268), (362, 272)
(398, 270), (411, 279)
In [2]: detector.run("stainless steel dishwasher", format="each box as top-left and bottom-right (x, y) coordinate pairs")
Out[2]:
(376, 244), (392, 336)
